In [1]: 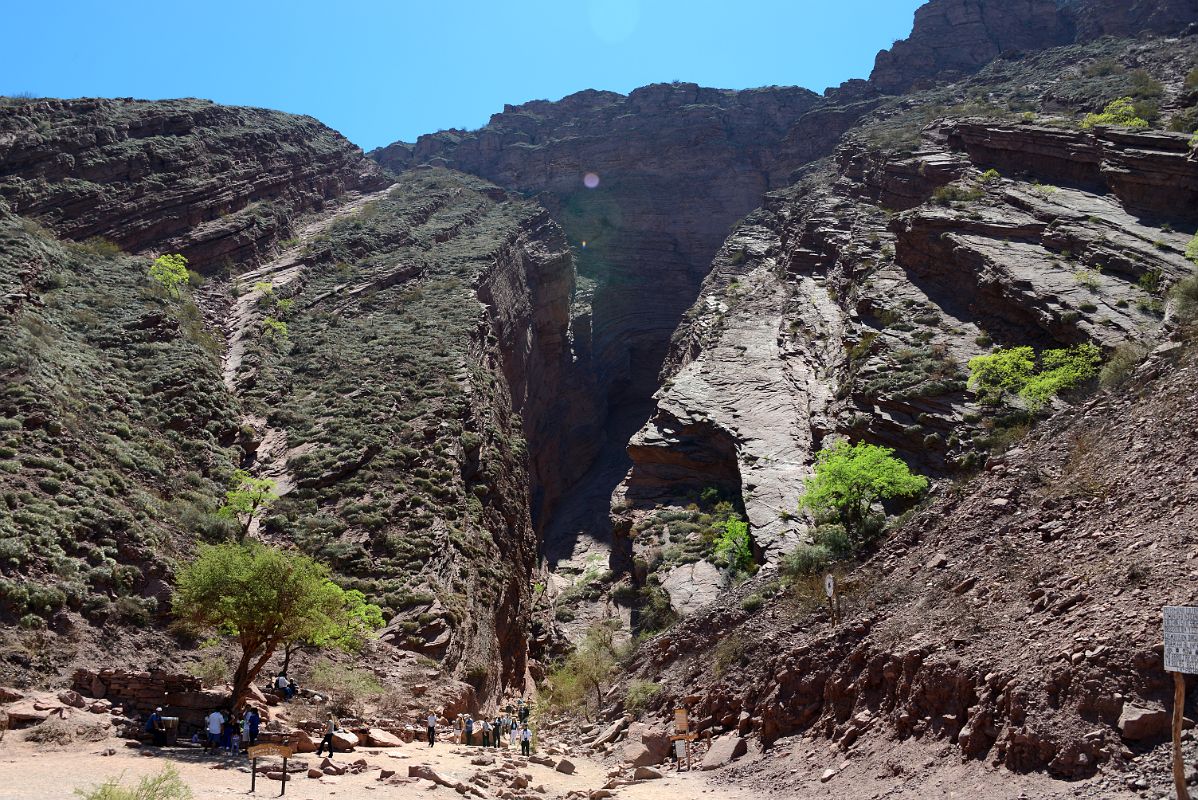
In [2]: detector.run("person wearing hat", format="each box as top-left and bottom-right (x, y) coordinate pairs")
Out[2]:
(145, 707), (166, 747)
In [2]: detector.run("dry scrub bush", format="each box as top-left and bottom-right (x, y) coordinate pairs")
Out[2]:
(75, 765), (192, 800)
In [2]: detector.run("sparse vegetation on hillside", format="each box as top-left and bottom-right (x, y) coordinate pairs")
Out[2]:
(544, 622), (619, 719)
(216, 469), (278, 541)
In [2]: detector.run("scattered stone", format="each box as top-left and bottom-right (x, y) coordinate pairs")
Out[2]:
(701, 734), (748, 770)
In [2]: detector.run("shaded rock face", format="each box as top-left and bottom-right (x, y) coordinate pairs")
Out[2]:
(371, 83), (880, 545)
(868, 0), (1198, 94)
(0, 97), (387, 269)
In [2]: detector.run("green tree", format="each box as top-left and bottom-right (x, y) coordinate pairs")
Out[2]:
(148, 254), (190, 298)
(967, 346), (1035, 405)
(1018, 343), (1101, 410)
(969, 344), (1101, 411)
(798, 441), (928, 544)
(713, 517), (754, 574)
(279, 588), (384, 673)
(217, 469), (278, 541)
(545, 622), (618, 719)
(1081, 97), (1150, 130)
(173, 542), (371, 710)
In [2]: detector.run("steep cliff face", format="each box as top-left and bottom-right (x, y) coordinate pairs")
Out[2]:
(621, 332), (1198, 789)
(210, 168), (587, 695)
(371, 84), (882, 562)
(0, 97), (387, 269)
(618, 31), (1197, 620)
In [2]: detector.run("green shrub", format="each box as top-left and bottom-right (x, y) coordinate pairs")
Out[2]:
(741, 593), (764, 612)
(980, 168), (1001, 184)
(625, 679), (663, 713)
(1019, 343), (1102, 410)
(799, 441), (927, 545)
(1081, 97), (1149, 130)
(1186, 234), (1198, 266)
(1083, 57), (1124, 78)
(712, 517), (754, 574)
(780, 544), (832, 579)
(1100, 342), (1149, 388)
(187, 654), (229, 687)
(1171, 274), (1198, 324)
(932, 184), (985, 205)
(74, 765), (192, 800)
(1187, 68), (1198, 90)
(1139, 269), (1164, 294)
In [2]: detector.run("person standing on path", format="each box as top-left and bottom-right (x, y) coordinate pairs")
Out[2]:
(509, 720), (519, 748)
(464, 715), (474, 746)
(316, 713), (339, 757)
(426, 712), (437, 747)
(520, 724), (532, 756)
(481, 719), (492, 748)
(493, 716), (502, 749)
(205, 708), (224, 755)
(244, 706), (261, 747)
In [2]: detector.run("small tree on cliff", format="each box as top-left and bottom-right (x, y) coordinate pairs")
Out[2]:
(173, 542), (376, 710)
(149, 253), (190, 298)
(799, 441), (928, 546)
(217, 469), (279, 542)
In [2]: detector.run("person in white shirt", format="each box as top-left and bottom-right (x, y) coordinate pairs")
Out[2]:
(205, 709), (224, 754)
(426, 712), (437, 747)
(520, 724), (532, 756)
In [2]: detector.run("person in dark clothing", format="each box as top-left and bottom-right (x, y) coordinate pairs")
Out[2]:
(316, 713), (339, 757)
(464, 716), (474, 746)
(244, 707), (261, 747)
(520, 724), (532, 756)
(427, 712), (437, 747)
(493, 717), (502, 749)
(145, 707), (166, 746)
(219, 709), (234, 752)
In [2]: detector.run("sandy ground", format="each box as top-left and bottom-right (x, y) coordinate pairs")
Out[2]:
(0, 734), (756, 800)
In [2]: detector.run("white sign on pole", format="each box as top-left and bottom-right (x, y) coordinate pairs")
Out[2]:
(824, 574), (836, 599)
(1164, 606), (1198, 674)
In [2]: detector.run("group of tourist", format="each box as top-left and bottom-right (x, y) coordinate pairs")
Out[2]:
(443, 698), (534, 755)
(201, 706), (261, 754)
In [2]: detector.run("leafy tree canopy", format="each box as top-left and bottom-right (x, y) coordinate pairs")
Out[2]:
(713, 517), (754, 575)
(1081, 97), (1150, 130)
(173, 542), (379, 709)
(149, 253), (190, 298)
(798, 441), (927, 542)
(967, 346), (1035, 405)
(969, 344), (1101, 410)
(217, 469), (278, 541)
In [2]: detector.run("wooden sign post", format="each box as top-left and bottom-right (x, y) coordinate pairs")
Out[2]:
(1164, 606), (1197, 800)
(670, 708), (698, 771)
(248, 742), (294, 796)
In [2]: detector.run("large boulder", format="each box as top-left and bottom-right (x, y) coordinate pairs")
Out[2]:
(621, 722), (671, 767)
(1118, 703), (1170, 741)
(590, 717), (629, 747)
(330, 730), (359, 752)
(701, 734), (747, 770)
(408, 764), (455, 787)
(368, 728), (404, 748)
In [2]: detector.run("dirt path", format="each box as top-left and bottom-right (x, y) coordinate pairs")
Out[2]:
(0, 735), (753, 800)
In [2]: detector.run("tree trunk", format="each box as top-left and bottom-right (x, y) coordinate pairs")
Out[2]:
(230, 639), (278, 711)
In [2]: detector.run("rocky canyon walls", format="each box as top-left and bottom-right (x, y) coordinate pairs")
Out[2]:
(0, 97), (387, 270)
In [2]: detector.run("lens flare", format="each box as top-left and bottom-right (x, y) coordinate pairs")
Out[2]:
(583, 172), (600, 189)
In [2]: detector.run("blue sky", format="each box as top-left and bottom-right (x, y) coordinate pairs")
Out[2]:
(2, 0), (926, 150)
